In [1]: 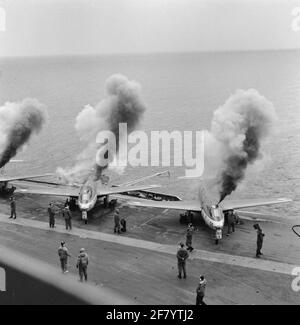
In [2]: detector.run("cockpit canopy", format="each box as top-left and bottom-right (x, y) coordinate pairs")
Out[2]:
(210, 206), (223, 221)
(79, 186), (93, 204)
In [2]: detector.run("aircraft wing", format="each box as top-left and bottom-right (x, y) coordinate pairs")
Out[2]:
(0, 173), (53, 182)
(127, 199), (202, 212)
(15, 184), (160, 198)
(220, 198), (292, 211)
(97, 184), (160, 196)
(15, 185), (80, 197)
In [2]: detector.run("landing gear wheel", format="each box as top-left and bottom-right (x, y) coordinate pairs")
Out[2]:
(215, 239), (219, 245)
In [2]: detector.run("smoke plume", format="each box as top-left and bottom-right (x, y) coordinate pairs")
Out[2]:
(0, 98), (48, 168)
(58, 74), (146, 184)
(209, 89), (276, 203)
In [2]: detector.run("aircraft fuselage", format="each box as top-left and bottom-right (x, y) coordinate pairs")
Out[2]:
(201, 205), (225, 241)
(78, 180), (98, 212)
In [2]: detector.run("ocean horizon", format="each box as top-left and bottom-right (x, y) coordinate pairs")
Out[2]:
(0, 49), (299, 218)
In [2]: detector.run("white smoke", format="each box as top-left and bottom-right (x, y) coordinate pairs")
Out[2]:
(57, 74), (146, 184)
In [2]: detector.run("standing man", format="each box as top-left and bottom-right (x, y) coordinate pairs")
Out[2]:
(176, 242), (189, 279)
(226, 211), (235, 236)
(58, 241), (71, 273)
(65, 198), (70, 208)
(186, 223), (194, 252)
(254, 223), (265, 258)
(63, 205), (72, 230)
(76, 248), (89, 282)
(114, 209), (121, 234)
(120, 217), (127, 233)
(48, 203), (55, 228)
(187, 211), (194, 225)
(196, 275), (207, 305)
(9, 196), (17, 219)
(82, 210), (88, 225)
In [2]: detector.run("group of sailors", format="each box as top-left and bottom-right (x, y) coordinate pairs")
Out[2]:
(48, 201), (73, 230)
(8, 195), (266, 304)
(176, 223), (207, 305)
(176, 216), (265, 305)
(58, 241), (89, 282)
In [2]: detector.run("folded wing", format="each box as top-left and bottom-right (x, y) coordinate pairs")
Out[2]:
(97, 184), (160, 196)
(0, 173), (53, 182)
(15, 185), (80, 197)
(15, 184), (160, 198)
(220, 198), (292, 211)
(127, 199), (202, 212)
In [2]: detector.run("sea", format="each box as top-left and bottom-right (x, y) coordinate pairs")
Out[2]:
(0, 50), (299, 219)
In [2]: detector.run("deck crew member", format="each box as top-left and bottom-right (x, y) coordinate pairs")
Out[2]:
(9, 196), (17, 219)
(120, 217), (127, 232)
(177, 242), (189, 279)
(254, 223), (265, 258)
(48, 202), (55, 228)
(58, 241), (71, 273)
(186, 223), (194, 252)
(226, 211), (235, 236)
(76, 248), (89, 282)
(196, 275), (207, 305)
(114, 209), (121, 234)
(63, 205), (72, 230)
(65, 198), (70, 208)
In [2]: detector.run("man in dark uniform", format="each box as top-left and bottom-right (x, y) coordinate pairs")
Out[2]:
(76, 248), (89, 282)
(58, 241), (71, 273)
(176, 242), (189, 279)
(70, 198), (77, 211)
(65, 198), (70, 208)
(120, 217), (127, 232)
(186, 223), (194, 252)
(254, 223), (265, 258)
(63, 205), (72, 230)
(114, 209), (121, 234)
(48, 203), (55, 228)
(9, 196), (16, 219)
(226, 210), (235, 236)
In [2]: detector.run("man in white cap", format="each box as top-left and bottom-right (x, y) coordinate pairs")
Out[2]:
(76, 248), (89, 282)
(58, 241), (71, 273)
(196, 275), (207, 305)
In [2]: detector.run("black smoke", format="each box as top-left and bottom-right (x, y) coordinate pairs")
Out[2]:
(218, 127), (261, 203)
(0, 98), (48, 168)
(208, 89), (276, 203)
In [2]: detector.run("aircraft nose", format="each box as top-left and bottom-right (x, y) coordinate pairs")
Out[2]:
(213, 220), (224, 229)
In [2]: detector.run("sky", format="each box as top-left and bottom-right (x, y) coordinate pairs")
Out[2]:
(0, 0), (300, 57)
